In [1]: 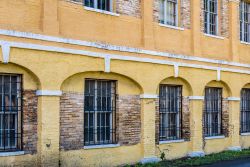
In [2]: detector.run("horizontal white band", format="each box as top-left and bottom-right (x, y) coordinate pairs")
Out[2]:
(140, 94), (158, 99)
(205, 135), (225, 140)
(188, 96), (204, 100)
(0, 151), (24, 157)
(227, 97), (240, 101)
(84, 144), (120, 150)
(36, 90), (62, 96)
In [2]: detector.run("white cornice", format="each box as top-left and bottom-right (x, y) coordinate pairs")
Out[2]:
(1, 29), (250, 69)
(227, 97), (240, 101)
(140, 94), (158, 99)
(189, 96), (205, 100)
(36, 90), (62, 96)
(3, 40), (250, 78)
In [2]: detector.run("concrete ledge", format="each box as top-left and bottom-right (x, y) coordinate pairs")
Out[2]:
(227, 97), (240, 101)
(36, 90), (62, 96)
(205, 135), (225, 140)
(228, 146), (242, 151)
(140, 156), (161, 164)
(188, 96), (204, 100)
(159, 139), (185, 145)
(188, 151), (205, 157)
(0, 151), (25, 157)
(159, 23), (185, 31)
(83, 144), (120, 150)
(140, 94), (158, 99)
(204, 33), (225, 40)
(241, 132), (250, 136)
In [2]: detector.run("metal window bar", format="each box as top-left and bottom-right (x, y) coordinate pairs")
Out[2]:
(160, 0), (178, 26)
(240, 1), (250, 42)
(84, 79), (117, 146)
(159, 85), (182, 141)
(0, 74), (22, 152)
(204, 0), (218, 35)
(203, 87), (222, 137)
(241, 89), (250, 133)
(84, 0), (112, 12)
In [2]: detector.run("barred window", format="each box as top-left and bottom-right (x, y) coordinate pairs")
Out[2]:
(0, 75), (22, 152)
(84, 79), (116, 146)
(84, 0), (112, 12)
(240, 1), (250, 42)
(204, 0), (218, 35)
(241, 89), (250, 133)
(204, 87), (222, 137)
(159, 0), (178, 26)
(159, 85), (182, 141)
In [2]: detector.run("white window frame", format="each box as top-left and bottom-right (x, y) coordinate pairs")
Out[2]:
(160, 0), (179, 27)
(240, 1), (250, 43)
(204, 0), (218, 35)
(84, 0), (113, 12)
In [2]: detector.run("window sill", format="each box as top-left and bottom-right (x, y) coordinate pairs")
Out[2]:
(0, 151), (25, 157)
(159, 139), (185, 145)
(241, 132), (250, 136)
(159, 23), (185, 31)
(204, 33), (225, 40)
(84, 7), (120, 16)
(84, 144), (120, 150)
(205, 135), (225, 140)
(241, 41), (250, 45)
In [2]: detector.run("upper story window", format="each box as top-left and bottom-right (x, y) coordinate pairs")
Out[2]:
(84, 79), (117, 146)
(240, 1), (250, 43)
(241, 88), (250, 133)
(203, 87), (222, 137)
(159, 85), (182, 141)
(204, 0), (218, 35)
(0, 75), (22, 152)
(159, 0), (178, 26)
(84, 0), (113, 12)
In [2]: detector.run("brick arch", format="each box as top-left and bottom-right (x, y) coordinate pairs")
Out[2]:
(59, 71), (143, 150)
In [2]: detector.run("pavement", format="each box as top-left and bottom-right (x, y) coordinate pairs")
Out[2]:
(202, 158), (250, 167)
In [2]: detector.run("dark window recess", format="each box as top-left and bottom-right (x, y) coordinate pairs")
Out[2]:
(84, 79), (117, 146)
(84, 0), (112, 12)
(241, 88), (250, 133)
(0, 75), (22, 152)
(159, 85), (182, 141)
(204, 0), (218, 35)
(203, 87), (222, 137)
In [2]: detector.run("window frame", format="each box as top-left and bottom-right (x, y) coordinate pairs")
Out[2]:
(240, 88), (250, 133)
(84, 0), (113, 12)
(160, 0), (179, 27)
(203, 87), (223, 137)
(240, 1), (250, 43)
(0, 74), (23, 152)
(83, 79), (117, 146)
(204, 0), (219, 35)
(159, 84), (183, 141)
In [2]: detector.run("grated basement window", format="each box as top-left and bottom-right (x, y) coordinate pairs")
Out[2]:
(203, 87), (222, 137)
(159, 85), (182, 141)
(241, 89), (250, 133)
(0, 75), (22, 152)
(84, 79), (117, 146)
(240, 1), (250, 43)
(204, 0), (218, 35)
(84, 0), (112, 12)
(159, 0), (178, 26)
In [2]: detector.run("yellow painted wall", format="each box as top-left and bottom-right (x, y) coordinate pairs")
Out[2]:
(61, 71), (142, 95)
(60, 144), (142, 167)
(0, 0), (250, 166)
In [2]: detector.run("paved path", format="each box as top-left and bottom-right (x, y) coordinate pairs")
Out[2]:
(202, 158), (250, 167)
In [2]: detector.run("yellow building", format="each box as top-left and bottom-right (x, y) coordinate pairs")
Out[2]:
(0, 0), (250, 166)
